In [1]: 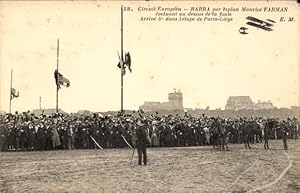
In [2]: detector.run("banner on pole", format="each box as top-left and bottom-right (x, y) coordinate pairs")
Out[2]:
(10, 88), (19, 100)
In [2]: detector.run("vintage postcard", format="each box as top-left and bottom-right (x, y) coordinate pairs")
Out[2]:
(0, 1), (299, 193)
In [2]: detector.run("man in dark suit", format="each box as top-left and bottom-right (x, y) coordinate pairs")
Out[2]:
(67, 124), (75, 150)
(264, 119), (273, 150)
(136, 119), (151, 165)
(0, 122), (8, 151)
(281, 121), (289, 150)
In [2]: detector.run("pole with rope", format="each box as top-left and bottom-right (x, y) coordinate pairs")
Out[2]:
(56, 39), (59, 113)
(120, 5), (124, 113)
(9, 69), (13, 113)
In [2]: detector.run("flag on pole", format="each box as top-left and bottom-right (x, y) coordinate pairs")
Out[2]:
(117, 52), (126, 76)
(11, 88), (19, 100)
(117, 51), (132, 75)
(124, 52), (132, 72)
(54, 70), (70, 89)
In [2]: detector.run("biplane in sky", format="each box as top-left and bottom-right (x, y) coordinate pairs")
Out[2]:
(245, 16), (276, 31)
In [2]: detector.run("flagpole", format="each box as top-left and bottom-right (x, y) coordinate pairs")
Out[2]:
(56, 39), (59, 113)
(9, 69), (13, 113)
(39, 96), (42, 110)
(121, 5), (124, 113)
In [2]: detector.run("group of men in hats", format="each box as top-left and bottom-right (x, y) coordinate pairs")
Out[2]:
(0, 111), (299, 165)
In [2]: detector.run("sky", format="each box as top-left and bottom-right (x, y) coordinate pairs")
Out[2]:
(0, 1), (299, 113)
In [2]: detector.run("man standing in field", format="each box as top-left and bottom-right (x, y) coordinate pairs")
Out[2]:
(0, 120), (8, 151)
(67, 124), (75, 150)
(135, 118), (151, 166)
(281, 121), (289, 150)
(51, 119), (61, 150)
(263, 119), (272, 150)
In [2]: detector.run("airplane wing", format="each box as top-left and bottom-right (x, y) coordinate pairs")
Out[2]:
(246, 22), (273, 31)
(266, 19), (276, 23)
(246, 16), (274, 27)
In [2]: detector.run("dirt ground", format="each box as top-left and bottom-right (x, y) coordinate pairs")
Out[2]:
(0, 140), (299, 193)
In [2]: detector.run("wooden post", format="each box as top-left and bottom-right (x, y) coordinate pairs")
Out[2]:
(56, 39), (59, 113)
(9, 69), (13, 113)
(120, 5), (124, 113)
(39, 96), (42, 110)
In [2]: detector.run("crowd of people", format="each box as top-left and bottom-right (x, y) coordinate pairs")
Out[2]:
(0, 111), (299, 152)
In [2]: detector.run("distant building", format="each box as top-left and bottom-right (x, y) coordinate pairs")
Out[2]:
(139, 90), (184, 112)
(290, 106), (300, 110)
(255, 100), (276, 110)
(184, 108), (194, 111)
(77, 110), (91, 115)
(168, 91), (183, 109)
(225, 96), (254, 110)
(225, 96), (276, 111)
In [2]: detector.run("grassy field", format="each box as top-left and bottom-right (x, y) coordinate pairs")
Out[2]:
(0, 140), (299, 193)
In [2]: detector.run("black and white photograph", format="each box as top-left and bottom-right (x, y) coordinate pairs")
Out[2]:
(0, 1), (299, 192)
